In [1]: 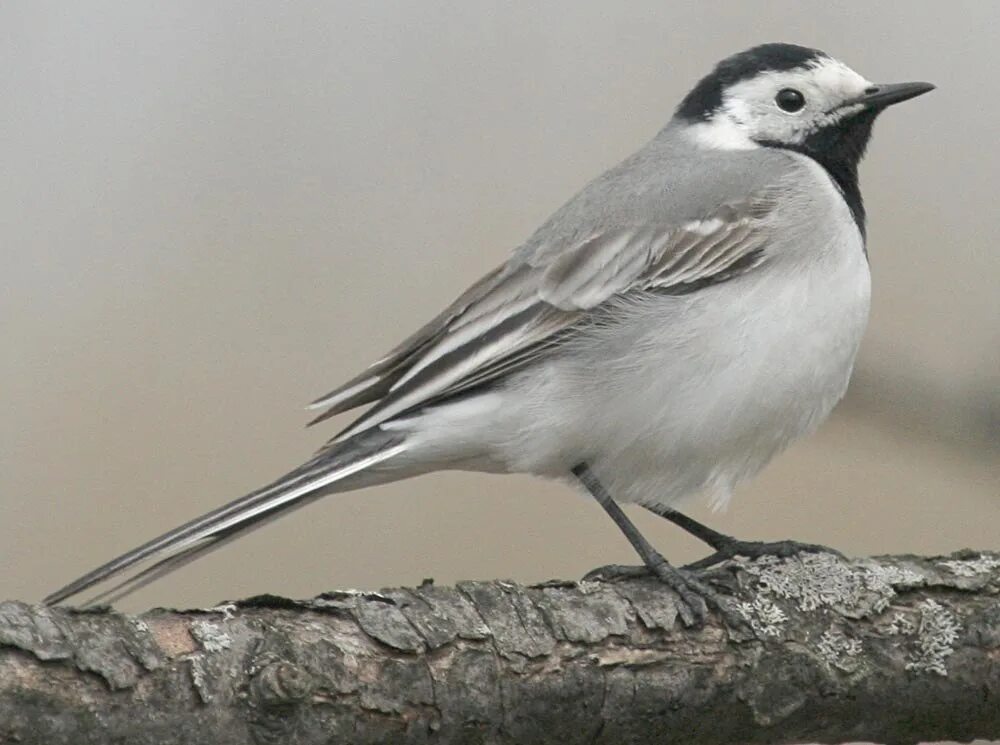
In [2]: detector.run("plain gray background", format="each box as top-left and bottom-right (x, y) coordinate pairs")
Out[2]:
(2, 0), (997, 630)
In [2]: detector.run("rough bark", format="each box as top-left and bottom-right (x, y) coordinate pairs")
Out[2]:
(1, 550), (998, 745)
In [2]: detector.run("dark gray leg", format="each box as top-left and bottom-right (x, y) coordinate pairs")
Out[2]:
(642, 504), (842, 570)
(572, 463), (741, 628)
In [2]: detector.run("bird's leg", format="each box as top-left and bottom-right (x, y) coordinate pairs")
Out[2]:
(572, 463), (742, 628)
(642, 504), (842, 570)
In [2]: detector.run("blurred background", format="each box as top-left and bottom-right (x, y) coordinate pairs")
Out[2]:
(2, 1), (997, 622)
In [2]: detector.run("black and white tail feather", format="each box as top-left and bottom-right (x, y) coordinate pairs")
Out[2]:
(43, 430), (408, 606)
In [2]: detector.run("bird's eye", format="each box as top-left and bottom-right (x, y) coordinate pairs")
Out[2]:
(775, 88), (806, 112)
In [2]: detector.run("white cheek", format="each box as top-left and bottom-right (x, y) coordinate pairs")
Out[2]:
(805, 102), (866, 136)
(740, 102), (808, 145)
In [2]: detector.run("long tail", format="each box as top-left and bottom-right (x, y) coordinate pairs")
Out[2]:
(43, 430), (409, 607)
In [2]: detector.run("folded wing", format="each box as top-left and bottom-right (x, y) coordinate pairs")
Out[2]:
(310, 191), (779, 442)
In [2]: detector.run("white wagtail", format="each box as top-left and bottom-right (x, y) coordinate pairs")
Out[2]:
(46, 43), (934, 621)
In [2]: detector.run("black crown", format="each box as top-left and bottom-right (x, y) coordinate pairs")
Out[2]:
(675, 43), (826, 121)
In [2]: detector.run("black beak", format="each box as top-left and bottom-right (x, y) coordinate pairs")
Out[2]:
(851, 81), (936, 110)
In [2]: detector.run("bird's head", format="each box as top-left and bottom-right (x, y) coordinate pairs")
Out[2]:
(675, 43), (934, 160)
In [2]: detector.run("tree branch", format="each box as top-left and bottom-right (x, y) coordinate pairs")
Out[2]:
(2, 551), (998, 744)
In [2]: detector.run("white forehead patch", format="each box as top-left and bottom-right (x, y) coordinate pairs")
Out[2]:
(804, 57), (872, 100)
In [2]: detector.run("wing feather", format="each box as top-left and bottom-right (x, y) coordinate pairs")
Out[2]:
(310, 191), (779, 440)
(333, 303), (577, 440)
(306, 264), (510, 421)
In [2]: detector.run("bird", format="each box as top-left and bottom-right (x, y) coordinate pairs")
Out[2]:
(45, 43), (934, 623)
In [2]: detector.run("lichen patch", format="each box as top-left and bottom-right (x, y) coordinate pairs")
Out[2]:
(735, 553), (925, 618)
(904, 599), (961, 676)
(940, 555), (1000, 578)
(816, 628), (863, 672)
(735, 595), (787, 637)
(190, 621), (232, 654)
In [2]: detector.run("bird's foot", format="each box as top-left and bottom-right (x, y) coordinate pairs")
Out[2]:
(583, 557), (744, 629)
(684, 537), (843, 571)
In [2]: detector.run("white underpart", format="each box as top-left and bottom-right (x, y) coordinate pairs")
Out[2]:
(688, 56), (873, 151)
(403, 153), (871, 511)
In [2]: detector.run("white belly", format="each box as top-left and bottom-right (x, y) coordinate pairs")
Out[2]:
(496, 237), (870, 507)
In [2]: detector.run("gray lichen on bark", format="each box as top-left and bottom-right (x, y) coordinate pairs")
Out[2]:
(0, 550), (997, 745)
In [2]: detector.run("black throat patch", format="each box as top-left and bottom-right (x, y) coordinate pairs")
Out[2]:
(759, 109), (876, 240)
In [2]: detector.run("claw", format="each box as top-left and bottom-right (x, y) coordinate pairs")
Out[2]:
(583, 558), (748, 630)
(647, 557), (750, 629)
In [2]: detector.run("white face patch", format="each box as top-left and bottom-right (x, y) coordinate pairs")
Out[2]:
(687, 56), (873, 150)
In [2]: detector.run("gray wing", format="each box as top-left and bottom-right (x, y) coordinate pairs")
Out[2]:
(308, 186), (781, 442)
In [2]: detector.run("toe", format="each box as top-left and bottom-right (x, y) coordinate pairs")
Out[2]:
(683, 551), (732, 571)
(582, 564), (650, 583)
